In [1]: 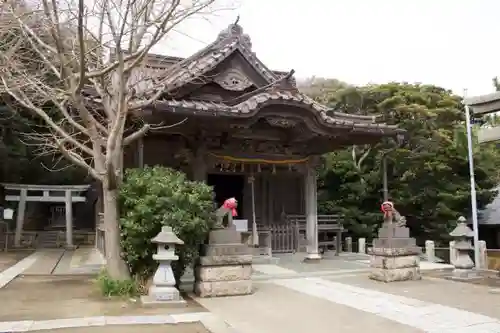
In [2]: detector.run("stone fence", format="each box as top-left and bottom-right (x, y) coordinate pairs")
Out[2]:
(351, 237), (497, 270)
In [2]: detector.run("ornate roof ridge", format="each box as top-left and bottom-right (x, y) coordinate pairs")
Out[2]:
(153, 22), (281, 94)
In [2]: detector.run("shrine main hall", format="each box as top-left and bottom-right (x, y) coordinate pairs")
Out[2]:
(120, 22), (403, 259)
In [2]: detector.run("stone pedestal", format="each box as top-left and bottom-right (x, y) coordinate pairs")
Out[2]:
(194, 228), (253, 297)
(368, 223), (421, 282)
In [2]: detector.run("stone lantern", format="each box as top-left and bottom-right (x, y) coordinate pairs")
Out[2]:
(141, 226), (185, 305)
(449, 216), (477, 280)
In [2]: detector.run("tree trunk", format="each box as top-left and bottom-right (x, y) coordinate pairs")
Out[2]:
(102, 184), (130, 279)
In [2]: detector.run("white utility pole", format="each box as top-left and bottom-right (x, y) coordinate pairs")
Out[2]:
(463, 89), (480, 268)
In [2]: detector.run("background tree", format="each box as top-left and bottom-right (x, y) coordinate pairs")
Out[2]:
(493, 77), (500, 92)
(309, 82), (499, 244)
(0, 3), (87, 185)
(0, 0), (231, 279)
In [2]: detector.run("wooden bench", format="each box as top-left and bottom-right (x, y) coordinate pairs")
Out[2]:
(286, 214), (346, 256)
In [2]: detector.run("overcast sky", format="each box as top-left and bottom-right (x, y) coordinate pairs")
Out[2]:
(157, 0), (499, 97)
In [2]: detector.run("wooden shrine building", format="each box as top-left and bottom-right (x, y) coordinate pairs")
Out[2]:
(120, 22), (404, 259)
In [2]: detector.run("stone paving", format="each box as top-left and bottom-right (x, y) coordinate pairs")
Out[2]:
(197, 277), (423, 333)
(50, 322), (209, 333)
(0, 312), (235, 332)
(328, 273), (500, 320)
(275, 277), (500, 333)
(201, 260), (500, 333)
(22, 249), (65, 275)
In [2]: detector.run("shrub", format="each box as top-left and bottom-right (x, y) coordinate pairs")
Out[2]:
(96, 269), (138, 297)
(119, 166), (215, 285)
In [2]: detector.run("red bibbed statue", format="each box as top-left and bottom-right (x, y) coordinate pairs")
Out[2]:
(215, 197), (238, 228)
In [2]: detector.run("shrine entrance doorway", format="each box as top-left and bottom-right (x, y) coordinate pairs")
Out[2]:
(207, 173), (245, 218)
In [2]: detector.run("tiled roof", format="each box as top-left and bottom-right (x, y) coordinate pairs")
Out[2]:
(152, 90), (401, 133)
(127, 23), (402, 136)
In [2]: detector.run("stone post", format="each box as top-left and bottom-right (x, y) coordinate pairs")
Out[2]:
(425, 240), (435, 262)
(14, 189), (27, 247)
(478, 240), (488, 270)
(141, 226), (185, 305)
(449, 240), (457, 265)
(345, 237), (352, 252)
(64, 190), (74, 248)
(448, 216), (477, 280)
(358, 238), (366, 254)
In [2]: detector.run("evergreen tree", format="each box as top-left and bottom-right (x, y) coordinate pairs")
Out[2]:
(313, 83), (498, 245)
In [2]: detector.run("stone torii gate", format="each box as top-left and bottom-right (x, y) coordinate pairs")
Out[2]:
(1, 184), (90, 248)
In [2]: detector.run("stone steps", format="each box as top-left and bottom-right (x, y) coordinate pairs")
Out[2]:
(36, 231), (63, 248)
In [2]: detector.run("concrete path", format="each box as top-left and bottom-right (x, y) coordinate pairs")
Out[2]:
(52, 247), (105, 275)
(0, 248), (105, 281)
(0, 252), (38, 288)
(196, 280), (422, 333)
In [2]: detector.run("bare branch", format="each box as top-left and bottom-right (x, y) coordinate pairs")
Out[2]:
(0, 0), (236, 279)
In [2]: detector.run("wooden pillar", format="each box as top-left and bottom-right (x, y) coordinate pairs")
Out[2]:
(192, 146), (207, 182)
(14, 188), (27, 247)
(304, 162), (321, 260)
(65, 190), (74, 248)
(137, 137), (144, 168)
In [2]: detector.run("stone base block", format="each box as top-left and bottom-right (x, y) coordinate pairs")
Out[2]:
(198, 254), (252, 266)
(304, 253), (322, 262)
(368, 247), (421, 256)
(252, 255), (279, 265)
(196, 264), (252, 282)
(140, 295), (187, 308)
(194, 279), (252, 298)
(148, 285), (184, 302)
(203, 244), (251, 257)
(208, 228), (241, 244)
(370, 254), (420, 269)
(369, 266), (421, 282)
(369, 252), (421, 282)
(445, 268), (480, 281)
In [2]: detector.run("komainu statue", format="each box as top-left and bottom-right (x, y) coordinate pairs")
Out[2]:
(215, 197), (238, 229)
(381, 201), (406, 227)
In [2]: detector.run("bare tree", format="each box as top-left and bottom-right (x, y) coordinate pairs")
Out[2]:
(0, 0), (231, 278)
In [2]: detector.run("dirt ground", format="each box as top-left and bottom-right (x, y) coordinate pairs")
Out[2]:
(51, 323), (210, 333)
(0, 275), (207, 321)
(0, 251), (33, 272)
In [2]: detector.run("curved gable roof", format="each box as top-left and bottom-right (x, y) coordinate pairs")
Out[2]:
(153, 23), (280, 93)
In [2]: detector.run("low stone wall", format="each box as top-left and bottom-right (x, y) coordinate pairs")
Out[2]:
(0, 230), (96, 249)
